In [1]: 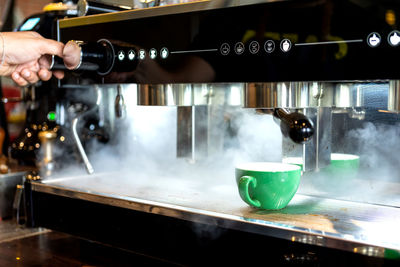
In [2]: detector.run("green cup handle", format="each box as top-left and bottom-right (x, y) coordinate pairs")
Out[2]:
(239, 176), (261, 208)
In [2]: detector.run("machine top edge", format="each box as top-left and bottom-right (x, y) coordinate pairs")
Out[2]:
(58, 0), (292, 28)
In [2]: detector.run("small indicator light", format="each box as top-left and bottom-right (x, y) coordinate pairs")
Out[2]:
(128, 50), (135, 60)
(264, 40), (275, 53)
(139, 49), (146, 60)
(47, 111), (56, 121)
(149, 48), (157, 59)
(280, 39), (292, 52)
(220, 43), (230, 55)
(234, 42), (245, 55)
(249, 41), (260, 54)
(367, 32), (381, 47)
(118, 50), (125, 61)
(386, 10), (396, 26)
(160, 47), (169, 59)
(388, 30), (400, 47)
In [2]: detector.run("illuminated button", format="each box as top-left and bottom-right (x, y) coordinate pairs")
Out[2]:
(249, 41), (260, 54)
(367, 32), (381, 47)
(118, 50), (125, 61)
(160, 47), (169, 59)
(264, 40), (275, 53)
(47, 111), (56, 121)
(234, 42), (245, 55)
(128, 50), (136, 60)
(149, 48), (157, 59)
(139, 49), (146, 60)
(388, 30), (400, 47)
(220, 43), (230, 56)
(280, 39), (292, 52)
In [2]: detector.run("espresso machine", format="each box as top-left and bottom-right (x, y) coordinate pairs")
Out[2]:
(21, 0), (400, 265)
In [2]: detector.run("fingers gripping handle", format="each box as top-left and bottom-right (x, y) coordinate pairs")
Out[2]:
(50, 55), (99, 71)
(50, 39), (115, 75)
(239, 176), (261, 208)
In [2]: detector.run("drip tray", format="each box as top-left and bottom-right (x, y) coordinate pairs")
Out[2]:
(31, 172), (400, 259)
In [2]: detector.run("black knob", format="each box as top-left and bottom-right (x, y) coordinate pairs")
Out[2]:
(78, 39), (116, 75)
(52, 39), (139, 75)
(51, 39), (115, 75)
(274, 108), (314, 144)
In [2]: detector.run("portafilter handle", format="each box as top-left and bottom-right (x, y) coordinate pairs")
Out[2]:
(273, 108), (314, 144)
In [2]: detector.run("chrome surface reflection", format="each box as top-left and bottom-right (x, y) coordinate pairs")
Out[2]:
(136, 82), (395, 110)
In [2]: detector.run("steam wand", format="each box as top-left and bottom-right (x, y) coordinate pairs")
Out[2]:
(273, 108), (314, 144)
(72, 117), (94, 174)
(71, 86), (103, 175)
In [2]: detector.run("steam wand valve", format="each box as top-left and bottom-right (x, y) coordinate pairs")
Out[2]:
(77, 0), (132, 17)
(273, 108), (314, 144)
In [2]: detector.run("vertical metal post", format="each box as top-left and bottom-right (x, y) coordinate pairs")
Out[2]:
(388, 80), (400, 112)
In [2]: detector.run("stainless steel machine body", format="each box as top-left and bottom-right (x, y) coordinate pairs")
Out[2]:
(23, 0), (400, 264)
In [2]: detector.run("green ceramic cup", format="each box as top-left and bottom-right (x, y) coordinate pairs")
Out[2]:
(282, 157), (304, 169)
(235, 162), (301, 210)
(324, 153), (360, 178)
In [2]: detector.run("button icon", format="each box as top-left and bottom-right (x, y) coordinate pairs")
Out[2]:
(249, 41), (260, 54)
(280, 39), (292, 52)
(128, 50), (136, 61)
(388, 30), (400, 47)
(139, 49), (146, 60)
(149, 48), (157, 59)
(234, 42), (245, 55)
(118, 50), (125, 61)
(367, 32), (381, 47)
(160, 47), (169, 59)
(264, 40), (275, 53)
(220, 43), (230, 55)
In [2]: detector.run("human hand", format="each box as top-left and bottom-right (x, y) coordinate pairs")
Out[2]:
(0, 31), (65, 86)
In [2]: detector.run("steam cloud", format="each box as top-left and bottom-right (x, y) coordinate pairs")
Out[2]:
(49, 86), (400, 208)
(346, 122), (400, 179)
(299, 120), (400, 206)
(87, 105), (283, 184)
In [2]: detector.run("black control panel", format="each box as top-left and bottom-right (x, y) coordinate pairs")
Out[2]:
(58, 0), (400, 84)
